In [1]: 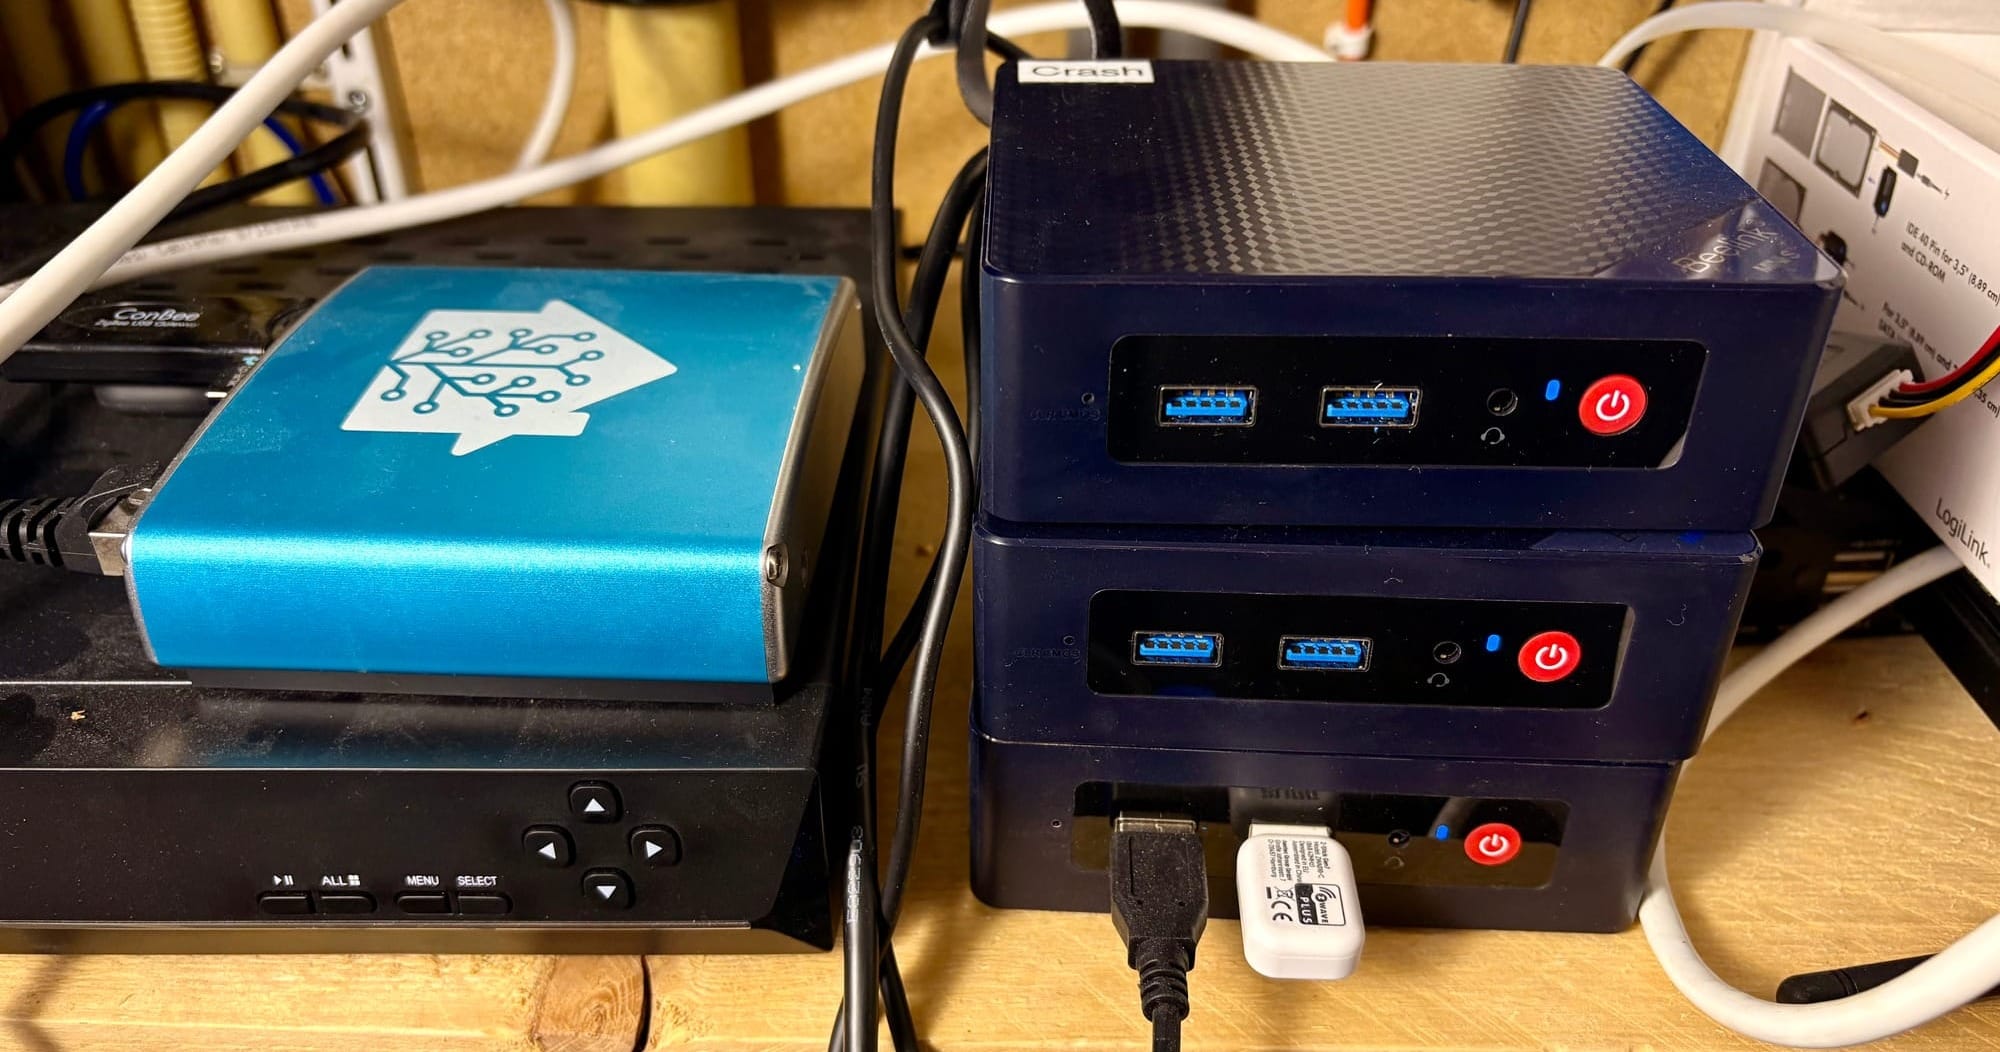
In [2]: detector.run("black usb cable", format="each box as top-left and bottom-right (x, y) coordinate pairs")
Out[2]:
(1109, 815), (1210, 1052)
(1781, 954), (2000, 1006)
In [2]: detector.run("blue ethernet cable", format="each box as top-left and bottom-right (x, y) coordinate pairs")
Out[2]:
(64, 101), (337, 205)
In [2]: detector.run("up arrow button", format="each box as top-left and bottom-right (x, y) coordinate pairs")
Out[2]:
(568, 782), (621, 823)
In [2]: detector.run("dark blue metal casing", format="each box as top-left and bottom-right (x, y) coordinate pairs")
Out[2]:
(970, 717), (1677, 933)
(975, 520), (1756, 764)
(981, 61), (1842, 530)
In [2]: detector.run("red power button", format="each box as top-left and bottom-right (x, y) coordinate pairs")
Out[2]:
(1464, 823), (1521, 866)
(1518, 630), (1581, 682)
(1579, 374), (1647, 436)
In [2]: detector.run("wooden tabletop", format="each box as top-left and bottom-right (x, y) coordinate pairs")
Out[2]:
(5, 281), (1999, 1050)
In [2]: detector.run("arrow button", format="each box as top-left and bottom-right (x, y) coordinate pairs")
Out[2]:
(569, 782), (621, 823)
(523, 826), (574, 868)
(630, 826), (682, 867)
(582, 869), (633, 909)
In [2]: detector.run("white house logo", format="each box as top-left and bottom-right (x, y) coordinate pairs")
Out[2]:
(341, 300), (675, 455)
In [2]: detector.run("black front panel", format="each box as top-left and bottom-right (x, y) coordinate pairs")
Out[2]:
(1087, 590), (1627, 708)
(1070, 783), (1568, 890)
(970, 729), (1680, 933)
(1106, 335), (1704, 467)
(0, 769), (826, 947)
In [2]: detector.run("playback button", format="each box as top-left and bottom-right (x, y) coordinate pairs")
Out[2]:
(1578, 374), (1647, 436)
(1518, 631), (1581, 683)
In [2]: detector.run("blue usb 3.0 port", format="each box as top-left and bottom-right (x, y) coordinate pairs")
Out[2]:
(1131, 631), (1223, 667)
(1279, 636), (1372, 671)
(1159, 386), (1256, 427)
(1320, 387), (1420, 428)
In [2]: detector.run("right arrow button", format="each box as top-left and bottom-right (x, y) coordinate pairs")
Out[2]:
(630, 826), (682, 867)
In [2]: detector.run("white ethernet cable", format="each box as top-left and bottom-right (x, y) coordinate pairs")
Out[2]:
(515, 0), (578, 172)
(1643, 546), (1981, 1048)
(1596, 0), (2000, 103)
(1600, 15), (2000, 1041)
(0, 0), (1329, 366)
(0, 0), (412, 357)
(1596, 12), (2000, 1033)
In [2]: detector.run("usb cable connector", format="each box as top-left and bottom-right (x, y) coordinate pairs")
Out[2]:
(1109, 814), (1209, 1052)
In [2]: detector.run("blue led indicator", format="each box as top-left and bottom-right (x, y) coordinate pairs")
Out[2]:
(1484, 633), (1501, 653)
(1434, 825), (1451, 841)
(1543, 379), (1562, 401)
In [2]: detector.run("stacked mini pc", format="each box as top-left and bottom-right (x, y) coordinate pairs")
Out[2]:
(969, 61), (1840, 931)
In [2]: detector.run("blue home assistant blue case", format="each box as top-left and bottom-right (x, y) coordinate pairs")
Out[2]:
(980, 61), (1841, 531)
(126, 267), (862, 698)
(975, 520), (1757, 764)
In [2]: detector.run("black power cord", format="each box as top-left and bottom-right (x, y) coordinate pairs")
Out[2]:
(830, 11), (999, 1051)
(1501, 0), (1535, 62)
(839, 1), (1119, 1045)
(961, 183), (987, 466)
(953, 0), (1119, 125)
(1078, 0), (1125, 61)
(0, 82), (365, 215)
(842, 832), (880, 1052)
(1779, 954), (2000, 1005)
(865, 154), (988, 704)
(868, 0), (976, 974)
(833, 149), (989, 1052)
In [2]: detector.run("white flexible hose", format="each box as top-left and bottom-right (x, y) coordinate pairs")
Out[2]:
(1597, 0), (2000, 105)
(1596, 4), (2000, 1040)
(0, 0), (411, 356)
(1707, 547), (1966, 737)
(514, 0), (578, 171)
(0, 0), (1328, 365)
(1645, 547), (1975, 1047)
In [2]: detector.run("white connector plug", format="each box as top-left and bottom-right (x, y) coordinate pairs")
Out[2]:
(1324, 21), (1373, 61)
(1846, 368), (1914, 431)
(1235, 822), (1363, 980)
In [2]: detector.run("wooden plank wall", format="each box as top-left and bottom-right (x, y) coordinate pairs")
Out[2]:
(266, 0), (1752, 217)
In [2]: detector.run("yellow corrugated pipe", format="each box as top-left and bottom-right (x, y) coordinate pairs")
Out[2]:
(0, 0), (84, 196)
(606, 0), (753, 205)
(199, 0), (312, 203)
(67, 0), (171, 182)
(127, 0), (227, 186)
